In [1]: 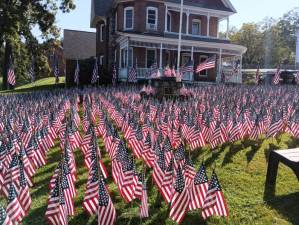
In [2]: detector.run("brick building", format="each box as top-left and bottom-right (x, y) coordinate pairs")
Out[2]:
(90, 0), (247, 83)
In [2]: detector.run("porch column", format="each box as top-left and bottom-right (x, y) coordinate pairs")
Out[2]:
(191, 46), (194, 60)
(186, 10), (190, 34)
(217, 19), (220, 38)
(217, 48), (222, 83)
(207, 13), (210, 37)
(119, 48), (122, 68)
(159, 43), (163, 68)
(164, 5), (168, 32)
(226, 16), (230, 39)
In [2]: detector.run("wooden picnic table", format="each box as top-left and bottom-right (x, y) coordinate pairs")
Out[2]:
(265, 148), (299, 195)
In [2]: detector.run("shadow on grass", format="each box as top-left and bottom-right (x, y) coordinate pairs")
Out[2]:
(264, 192), (299, 225)
(244, 139), (262, 164)
(1, 83), (65, 94)
(221, 142), (243, 167)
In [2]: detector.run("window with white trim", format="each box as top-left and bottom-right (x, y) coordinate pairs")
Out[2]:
(146, 7), (158, 30)
(167, 12), (171, 32)
(192, 19), (201, 35)
(121, 48), (133, 68)
(124, 7), (134, 30)
(100, 24), (104, 42)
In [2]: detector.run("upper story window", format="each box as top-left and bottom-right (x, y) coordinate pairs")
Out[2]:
(192, 19), (201, 35)
(146, 7), (158, 30)
(100, 24), (104, 42)
(124, 7), (134, 30)
(167, 12), (171, 32)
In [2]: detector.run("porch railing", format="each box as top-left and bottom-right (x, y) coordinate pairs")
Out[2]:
(118, 68), (194, 82)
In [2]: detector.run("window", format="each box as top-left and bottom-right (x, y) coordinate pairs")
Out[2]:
(124, 7), (134, 30)
(146, 49), (156, 68)
(199, 55), (208, 76)
(100, 24), (104, 42)
(99, 55), (104, 65)
(146, 7), (158, 30)
(167, 12), (171, 32)
(192, 19), (201, 35)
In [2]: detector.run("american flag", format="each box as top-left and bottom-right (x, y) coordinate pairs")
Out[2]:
(83, 157), (99, 215)
(18, 162), (32, 214)
(91, 57), (98, 84)
(74, 59), (80, 85)
(196, 56), (216, 73)
(164, 66), (172, 77)
(0, 205), (13, 225)
(28, 58), (35, 83)
(169, 166), (189, 224)
(202, 171), (229, 220)
(98, 177), (116, 225)
(181, 60), (194, 74)
(54, 60), (59, 78)
(7, 55), (16, 86)
(112, 64), (117, 86)
(189, 163), (209, 210)
(273, 66), (281, 85)
(45, 178), (68, 225)
(139, 178), (149, 219)
(128, 66), (137, 83)
(6, 183), (25, 224)
(149, 62), (160, 78)
(255, 65), (260, 85)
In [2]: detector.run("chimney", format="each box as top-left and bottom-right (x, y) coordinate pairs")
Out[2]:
(296, 24), (299, 68)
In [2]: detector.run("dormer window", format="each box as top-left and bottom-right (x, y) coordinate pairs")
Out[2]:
(192, 19), (201, 35)
(124, 7), (134, 30)
(146, 7), (158, 30)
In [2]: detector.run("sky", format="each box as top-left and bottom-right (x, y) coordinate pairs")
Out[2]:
(54, 0), (299, 37)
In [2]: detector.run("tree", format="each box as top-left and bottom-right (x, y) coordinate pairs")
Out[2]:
(0, 0), (75, 90)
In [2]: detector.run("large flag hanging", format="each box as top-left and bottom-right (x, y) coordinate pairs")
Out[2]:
(273, 65), (281, 85)
(91, 57), (98, 84)
(7, 55), (16, 86)
(74, 59), (80, 85)
(181, 60), (194, 74)
(202, 170), (229, 220)
(196, 56), (216, 73)
(255, 65), (260, 85)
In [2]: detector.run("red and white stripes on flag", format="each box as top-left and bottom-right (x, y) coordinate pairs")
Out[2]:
(201, 171), (229, 220)
(273, 66), (281, 85)
(169, 166), (189, 224)
(196, 56), (216, 74)
(98, 178), (116, 225)
(139, 185), (149, 219)
(128, 67), (137, 83)
(8, 56), (16, 86)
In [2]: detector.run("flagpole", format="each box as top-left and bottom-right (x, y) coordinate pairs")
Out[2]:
(176, 0), (184, 79)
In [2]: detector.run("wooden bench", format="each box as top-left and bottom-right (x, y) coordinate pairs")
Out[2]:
(265, 148), (299, 196)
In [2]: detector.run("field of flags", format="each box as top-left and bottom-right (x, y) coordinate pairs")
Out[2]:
(0, 84), (298, 225)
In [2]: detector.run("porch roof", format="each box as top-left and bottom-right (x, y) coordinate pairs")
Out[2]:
(116, 32), (247, 56)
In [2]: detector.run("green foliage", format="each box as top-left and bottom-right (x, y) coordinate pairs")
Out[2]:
(230, 8), (299, 68)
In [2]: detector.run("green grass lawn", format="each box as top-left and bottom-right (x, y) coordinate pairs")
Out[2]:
(22, 130), (299, 225)
(1, 81), (298, 225)
(0, 77), (65, 93)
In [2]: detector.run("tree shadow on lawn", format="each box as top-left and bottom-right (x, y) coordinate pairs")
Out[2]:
(221, 142), (243, 167)
(264, 192), (299, 225)
(1, 83), (65, 94)
(244, 139), (263, 164)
